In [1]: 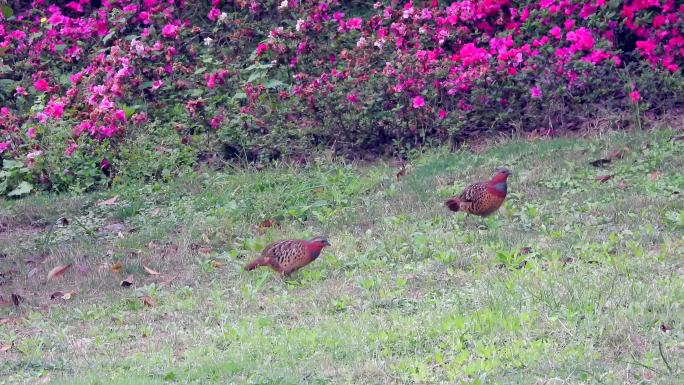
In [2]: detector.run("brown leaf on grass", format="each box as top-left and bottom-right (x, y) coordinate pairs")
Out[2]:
(50, 291), (76, 300)
(258, 219), (278, 229)
(609, 149), (624, 159)
(211, 260), (222, 268)
(649, 170), (661, 181)
(120, 275), (134, 287)
(0, 342), (12, 352)
(143, 265), (160, 275)
(97, 195), (119, 206)
(198, 247), (213, 254)
(111, 261), (123, 273)
(396, 165), (407, 180)
(150, 208), (161, 218)
(311, 187), (324, 193)
(660, 323), (672, 332)
(202, 233), (210, 243)
(595, 175), (614, 183)
(158, 275), (177, 287)
(47, 264), (71, 280)
(519, 247), (533, 255)
(141, 295), (156, 307)
(0, 318), (21, 325)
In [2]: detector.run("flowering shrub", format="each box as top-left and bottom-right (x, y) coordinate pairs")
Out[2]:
(0, 0), (682, 194)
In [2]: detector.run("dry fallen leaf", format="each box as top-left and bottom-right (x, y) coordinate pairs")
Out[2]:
(609, 149), (624, 159)
(0, 342), (12, 352)
(50, 291), (76, 300)
(311, 187), (324, 193)
(202, 233), (210, 243)
(111, 261), (123, 273)
(47, 264), (72, 280)
(649, 170), (661, 181)
(258, 219), (278, 229)
(211, 260), (222, 268)
(143, 265), (160, 275)
(97, 195), (119, 206)
(595, 175), (614, 183)
(198, 247), (213, 254)
(158, 275), (177, 287)
(120, 275), (134, 287)
(660, 323), (672, 332)
(141, 295), (156, 307)
(150, 208), (161, 218)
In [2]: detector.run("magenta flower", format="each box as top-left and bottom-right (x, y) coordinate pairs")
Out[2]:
(208, 8), (221, 21)
(0, 141), (10, 154)
(256, 43), (269, 56)
(114, 110), (126, 121)
(34, 79), (49, 92)
(151, 80), (163, 90)
(629, 89), (641, 103)
(65, 2), (83, 13)
(15, 86), (28, 96)
(412, 96), (425, 108)
(65, 142), (78, 156)
(27, 127), (36, 139)
(549, 26), (562, 39)
(438, 109), (447, 119)
(346, 18), (362, 30)
(161, 24), (180, 39)
(346, 93), (359, 103)
(530, 86), (543, 99)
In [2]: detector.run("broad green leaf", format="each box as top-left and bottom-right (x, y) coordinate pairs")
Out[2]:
(263, 79), (285, 89)
(0, 46), (10, 56)
(122, 105), (136, 119)
(8, 181), (33, 197)
(138, 81), (153, 90)
(2, 160), (22, 170)
(247, 71), (266, 83)
(232, 91), (247, 100)
(1, 5), (13, 19)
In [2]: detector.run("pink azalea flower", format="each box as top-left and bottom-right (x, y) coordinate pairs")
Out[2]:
(530, 86), (543, 99)
(256, 43), (269, 56)
(151, 80), (163, 90)
(65, 142), (78, 156)
(0, 141), (10, 154)
(346, 93), (359, 103)
(34, 79), (49, 92)
(15, 86), (28, 96)
(161, 24), (179, 39)
(549, 26), (562, 39)
(346, 18), (362, 30)
(65, 2), (83, 13)
(210, 114), (224, 128)
(438, 109), (447, 119)
(564, 19), (575, 30)
(114, 109), (126, 121)
(412, 95), (425, 108)
(629, 89), (640, 103)
(208, 8), (221, 21)
(27, 127), (36, 139)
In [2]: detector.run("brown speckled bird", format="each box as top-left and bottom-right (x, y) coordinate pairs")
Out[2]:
(244, 237), (330, 276)
(445, 168), (511, 217)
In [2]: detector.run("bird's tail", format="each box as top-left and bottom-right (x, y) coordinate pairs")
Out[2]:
(445, 197), (461, 212)
(244, 257), (270, 271)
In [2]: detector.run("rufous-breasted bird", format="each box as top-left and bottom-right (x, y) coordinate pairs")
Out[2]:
(244, 237), (330, 276)
(445, 168), (511, 217)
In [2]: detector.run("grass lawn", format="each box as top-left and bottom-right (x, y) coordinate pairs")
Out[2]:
(1, 128), (683, 385)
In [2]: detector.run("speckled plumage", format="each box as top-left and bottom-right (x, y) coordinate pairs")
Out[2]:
(244, 237), (330, 276)
(445, 168), (511, 217)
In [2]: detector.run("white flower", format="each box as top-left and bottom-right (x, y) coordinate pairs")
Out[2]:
(204, 37), (214, 47)
(295, 19), (305, 32)
(279, 0), (288, 10)
(218, 12), (228, 23)
(356, 37), (367, 48)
